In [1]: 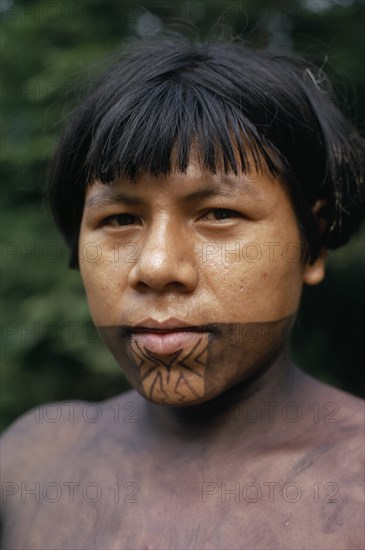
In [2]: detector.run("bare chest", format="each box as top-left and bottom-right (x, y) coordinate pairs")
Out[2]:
(2, 459), (359, 550)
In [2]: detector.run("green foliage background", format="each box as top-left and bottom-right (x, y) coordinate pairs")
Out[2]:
(1, 0), (364, 431)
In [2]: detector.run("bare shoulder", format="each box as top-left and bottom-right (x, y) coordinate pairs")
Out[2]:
(294, 367), (364, 457)
(0, 390), (145, 548)
(289, 370), (364, 493)
(0, 389), (142, 483)
(273, 369), (365, 549)
(1, 402), (84, 484)
(297, 369), (364, 470)
(295, 367), (364, 427)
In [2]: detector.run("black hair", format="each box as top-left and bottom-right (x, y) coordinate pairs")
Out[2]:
(47, 35), (365, 269)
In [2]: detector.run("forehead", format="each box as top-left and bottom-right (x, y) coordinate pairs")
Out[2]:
(84, 156), (280, 209)
(86, 174), (260, 204)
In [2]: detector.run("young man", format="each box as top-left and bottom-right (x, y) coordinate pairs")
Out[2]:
(1, 36), (364, 549)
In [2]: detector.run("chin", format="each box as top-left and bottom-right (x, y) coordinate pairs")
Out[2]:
(147, 397), (207, 407)
(140, 388), (209, 407)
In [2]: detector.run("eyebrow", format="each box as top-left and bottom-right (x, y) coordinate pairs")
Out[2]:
(84, 177), (261, 209)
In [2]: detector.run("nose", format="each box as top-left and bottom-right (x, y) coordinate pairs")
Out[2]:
(127, 219), (198, 293)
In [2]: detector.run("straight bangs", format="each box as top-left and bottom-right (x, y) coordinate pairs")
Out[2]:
(48, 37), (365, 269)
(84, 79), (281, 186)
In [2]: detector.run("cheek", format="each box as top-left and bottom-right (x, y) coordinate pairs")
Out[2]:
(263, 259), (303, 315)
(201, 238), (304, 320)
(79, 243), (129, 325)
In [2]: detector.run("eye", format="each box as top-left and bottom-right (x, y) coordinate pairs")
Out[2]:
(200, 208), (242, 221)
(102, 213), (140, 226)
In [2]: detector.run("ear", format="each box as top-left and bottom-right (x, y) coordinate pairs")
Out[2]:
(303, 199), (328, 286)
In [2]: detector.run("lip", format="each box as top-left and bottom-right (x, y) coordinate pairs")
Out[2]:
(131, 317), (204, 333)
(131, 330), (207, 355)
(130, 317), (208, 355)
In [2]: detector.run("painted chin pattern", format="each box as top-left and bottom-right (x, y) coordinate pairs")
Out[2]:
(130, 334), (209, 404)
(97, 315), (296, 407)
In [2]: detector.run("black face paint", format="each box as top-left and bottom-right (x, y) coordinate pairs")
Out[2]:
(97, 315), (296, 406)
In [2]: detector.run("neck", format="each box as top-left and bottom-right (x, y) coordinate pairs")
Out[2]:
(141, 345), (297, 442)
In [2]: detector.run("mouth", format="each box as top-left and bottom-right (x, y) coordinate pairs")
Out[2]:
(129, 318), (209, 355)
(132, 317), (206, 332)
(131, 330), (207, 355)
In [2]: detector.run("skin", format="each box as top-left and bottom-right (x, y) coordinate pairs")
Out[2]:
(0, 156), (363, 549)
(80, 157), (323, 407)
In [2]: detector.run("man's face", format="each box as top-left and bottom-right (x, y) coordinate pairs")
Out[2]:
(79, 157), (324, 406)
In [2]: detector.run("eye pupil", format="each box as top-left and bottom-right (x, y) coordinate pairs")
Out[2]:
(116, 214), (135, 225)
(216, 210), (230, 219)
(212, 209), (236, 219)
